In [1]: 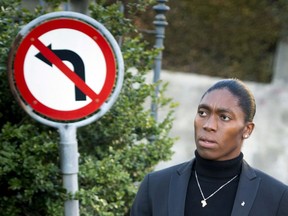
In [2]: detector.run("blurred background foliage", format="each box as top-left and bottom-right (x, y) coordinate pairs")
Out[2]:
(161, 0), (288, 83)
(135, 0), (288, 83)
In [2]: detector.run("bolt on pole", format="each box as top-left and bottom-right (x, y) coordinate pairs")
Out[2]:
(151, 0), (170, 121)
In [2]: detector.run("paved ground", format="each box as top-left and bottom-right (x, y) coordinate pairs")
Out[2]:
(152, 70), (288, 184)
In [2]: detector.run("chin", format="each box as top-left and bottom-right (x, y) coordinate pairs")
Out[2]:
(197, 149), (217, 161)
(197, 147), (229, 161)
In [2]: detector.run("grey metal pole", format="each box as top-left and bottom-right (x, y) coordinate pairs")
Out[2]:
(59, 125), (79, 216)
(151, 0), (170, 121)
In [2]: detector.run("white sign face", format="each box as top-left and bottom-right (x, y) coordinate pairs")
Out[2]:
(24, 28), (106, 111)
(9, 13), (120, 122)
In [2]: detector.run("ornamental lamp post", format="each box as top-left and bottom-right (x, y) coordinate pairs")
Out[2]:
(151, 0), (170, 121)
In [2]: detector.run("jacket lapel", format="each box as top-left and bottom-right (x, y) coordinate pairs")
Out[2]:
(231, 160), (261, 216)
(168, 160), (194, 216)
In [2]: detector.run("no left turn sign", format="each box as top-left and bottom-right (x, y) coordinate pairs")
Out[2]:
(8, 12), (124, 124)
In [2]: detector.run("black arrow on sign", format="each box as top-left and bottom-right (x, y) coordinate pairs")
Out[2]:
(35, 44), (86, 101)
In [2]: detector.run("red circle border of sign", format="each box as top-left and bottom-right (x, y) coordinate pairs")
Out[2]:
(13, 18), (116, 121)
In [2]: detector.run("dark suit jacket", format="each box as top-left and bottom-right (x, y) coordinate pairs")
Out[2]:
(130, 159), (288, 216)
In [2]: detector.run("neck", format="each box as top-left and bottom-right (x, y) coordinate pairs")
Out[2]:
(194, 151), (243, 178)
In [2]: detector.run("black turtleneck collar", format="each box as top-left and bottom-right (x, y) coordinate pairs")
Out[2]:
(194, 150), (243, 179)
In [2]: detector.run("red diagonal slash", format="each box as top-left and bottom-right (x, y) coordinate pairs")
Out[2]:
(32, 38), (98, 101)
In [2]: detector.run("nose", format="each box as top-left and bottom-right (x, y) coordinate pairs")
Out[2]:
(203, 116), (217, 131)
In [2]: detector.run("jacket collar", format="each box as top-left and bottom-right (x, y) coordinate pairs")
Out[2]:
(231, 160), (260, 216)
(168, 159), (194, 216)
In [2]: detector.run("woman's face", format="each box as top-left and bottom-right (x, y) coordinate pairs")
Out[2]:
(194, 88), (254, 161)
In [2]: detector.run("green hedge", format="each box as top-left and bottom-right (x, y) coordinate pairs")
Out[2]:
(0, 0), (176, 215)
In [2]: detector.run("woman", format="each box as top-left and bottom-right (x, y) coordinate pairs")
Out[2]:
(130, 79), (288, 216)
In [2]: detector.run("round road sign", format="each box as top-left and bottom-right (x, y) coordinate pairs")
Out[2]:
(8, 12), (124, 125)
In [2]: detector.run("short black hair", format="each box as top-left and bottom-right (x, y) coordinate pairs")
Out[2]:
(201, 79), (256, 122)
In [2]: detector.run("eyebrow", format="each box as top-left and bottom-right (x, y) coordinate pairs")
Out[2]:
(198, 103), (234, 114)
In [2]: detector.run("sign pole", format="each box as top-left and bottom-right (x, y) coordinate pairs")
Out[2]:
(59, 125), (79, 216)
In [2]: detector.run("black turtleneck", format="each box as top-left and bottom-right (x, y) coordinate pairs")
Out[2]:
(185, 151), (243, 216)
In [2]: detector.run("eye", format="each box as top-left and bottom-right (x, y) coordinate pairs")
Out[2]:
(198, 110), (207, 117)
(220, 114), (231, 121)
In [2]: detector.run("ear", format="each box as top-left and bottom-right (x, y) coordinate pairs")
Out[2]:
(242, 122), (255, 139)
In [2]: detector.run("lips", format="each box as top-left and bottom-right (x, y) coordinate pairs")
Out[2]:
(198, 137), (217, 148)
